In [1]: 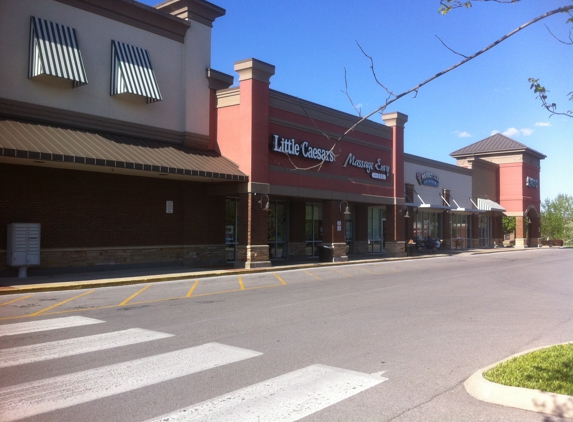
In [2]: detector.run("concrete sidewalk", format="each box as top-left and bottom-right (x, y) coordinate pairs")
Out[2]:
(0, 247), (532, 295)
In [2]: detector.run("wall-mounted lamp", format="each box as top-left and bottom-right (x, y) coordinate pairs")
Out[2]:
(258, 194), (271, 212)
(340, 200), (351, 215)
(526, 216), (531, 224)
(399, 205), (410, 218)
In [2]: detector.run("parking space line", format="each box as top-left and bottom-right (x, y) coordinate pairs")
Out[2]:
(273, 273), (287, 285)
(119, 284), (151, 306)
(0, 295), (33, 307)
(186, 280), (200, 298)
(29, 290), (95, 317)
(330, 268), (353, 277)
(238, 276), (245, 290)
(304, 270), (322, 281)
(358, 267), (376, 274)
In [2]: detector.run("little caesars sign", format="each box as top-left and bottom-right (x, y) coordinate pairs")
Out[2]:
(271, 135), (390, 180)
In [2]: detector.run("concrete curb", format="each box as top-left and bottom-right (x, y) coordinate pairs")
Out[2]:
(464, 342), (573, 418)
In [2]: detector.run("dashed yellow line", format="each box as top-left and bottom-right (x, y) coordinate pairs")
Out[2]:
(238, 276), (245, 290)
(304, 270), (322, 281)
(0, 294), (33, 307)
(186, 280), (199, 297)
(273, 273), (287, 285)
(119, 284), (151, 306)
(330, 268), (353, 277)
(30, 290), (95, 316)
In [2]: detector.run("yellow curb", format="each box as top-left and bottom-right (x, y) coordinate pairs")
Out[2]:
(464, 342), (573, 418)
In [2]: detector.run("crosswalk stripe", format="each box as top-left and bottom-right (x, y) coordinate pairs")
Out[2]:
(0, 316), (103, 337)
(145, 364), (388, 422)
(0, 342), (262, 422)
(0, 328), (173, 368)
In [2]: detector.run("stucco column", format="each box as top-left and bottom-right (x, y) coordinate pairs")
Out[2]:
(382, 112), (408, 257)
(321, 200), (348, 262)
(235, 193), (271, 268)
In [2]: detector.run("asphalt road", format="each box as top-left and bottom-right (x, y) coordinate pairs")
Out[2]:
(1, 248), (571, 421)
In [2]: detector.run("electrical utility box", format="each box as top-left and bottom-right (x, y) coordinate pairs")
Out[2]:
(7, 223), (41, 277)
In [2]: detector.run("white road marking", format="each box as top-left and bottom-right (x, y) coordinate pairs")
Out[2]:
(146, 364), (388, 422)
(0, 328), (173, 368)
(0, 316), (103, 337)
(0, 342), (262, 422)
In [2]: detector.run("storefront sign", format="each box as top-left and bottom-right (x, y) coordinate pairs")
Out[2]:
(343, 153), (390, 180)
(270, 134), (335, 162)
(416, 172), (439, 187)
(526, 176), (539, 189)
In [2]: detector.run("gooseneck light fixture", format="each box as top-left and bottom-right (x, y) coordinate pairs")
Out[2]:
(258, 194), (271, 212)
(339, 200), (351, 215)
(399, 205), (410, 218)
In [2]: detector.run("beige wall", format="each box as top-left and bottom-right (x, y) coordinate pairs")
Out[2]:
(0, 0), (212, 136)
(404, 154), (473, 208)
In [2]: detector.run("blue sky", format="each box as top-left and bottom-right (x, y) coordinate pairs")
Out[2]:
(143, 0), (572, 201)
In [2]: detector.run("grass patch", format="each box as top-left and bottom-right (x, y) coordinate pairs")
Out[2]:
(483, 344), (573, 396)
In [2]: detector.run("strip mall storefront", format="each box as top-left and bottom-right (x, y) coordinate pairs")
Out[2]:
(215, 59), (410, 268)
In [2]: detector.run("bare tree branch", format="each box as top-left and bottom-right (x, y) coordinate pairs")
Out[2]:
(435, 35), (469, 58)
(342, 68), (363, 117)
(282, 4), (573, 171)
(544, 23), (573, 45)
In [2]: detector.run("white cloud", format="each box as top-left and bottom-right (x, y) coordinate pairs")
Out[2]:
(503, 127), (520, 138)
(490, 130), (500, 136)
(458, 131), (472, 138)
(520, 128), (533, 136)
(535, 122), (551, 127)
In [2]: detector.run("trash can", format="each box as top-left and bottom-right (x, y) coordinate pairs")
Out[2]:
(319, 245), (333, 262)
(406, 244), (415, 257)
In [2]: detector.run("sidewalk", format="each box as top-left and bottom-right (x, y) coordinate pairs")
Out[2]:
(0, 246), (534, 295)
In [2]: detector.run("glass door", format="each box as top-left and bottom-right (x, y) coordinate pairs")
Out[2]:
(305, 203), (322, 257)
(268, 201), (288, 259)
(368, 207), (386, 253)
(345, 209), (354, 255)
(478, 215), (492, 247)
(225, 198), (238, 261)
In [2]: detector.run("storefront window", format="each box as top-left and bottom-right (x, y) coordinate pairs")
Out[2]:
(268, 201), (287, 259)
(225, 198), (238, 261)
(305, 203), (322, 257)
(413, 211), (442, 240)
(368, 207), (386, 253)
(478, 215), (492, 248)
(451, 213), (470, 249)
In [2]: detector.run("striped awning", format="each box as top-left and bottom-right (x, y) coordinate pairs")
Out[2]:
(29, 16), (88, 87)
(111, 40), (162, 103)
(0, 120), (247, 181)
(477, 198), (506, 212)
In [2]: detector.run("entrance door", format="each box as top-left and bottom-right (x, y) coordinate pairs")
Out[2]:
(268, 201), (287, 259)
(305, 203), (322, 257)
(368, 207), (386, 254)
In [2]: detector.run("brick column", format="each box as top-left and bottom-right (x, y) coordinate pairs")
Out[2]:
(385, 205), (406, 256)
(321, 200), (348, 262)
(492, 214), (504, 247)
(354, 205), (369, 255)
(288, 201), (307, 259)
(515, 215), (528, 248)
(530, 215), (541, 247)
(235, 193), (271, 268)
(442, 211), (451, 250)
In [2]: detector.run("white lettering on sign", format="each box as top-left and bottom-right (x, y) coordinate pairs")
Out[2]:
(271, 135), (335, 163)
(343, 153), (390, 178)
(526, 176), (539, 189)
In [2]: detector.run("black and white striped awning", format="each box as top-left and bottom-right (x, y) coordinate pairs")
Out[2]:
(111, 40), (162, 103)
(28, 16), (88, 87)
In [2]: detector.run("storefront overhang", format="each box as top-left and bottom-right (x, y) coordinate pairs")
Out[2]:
(477, 198), (506, 212)
(0, 119), (248, 182)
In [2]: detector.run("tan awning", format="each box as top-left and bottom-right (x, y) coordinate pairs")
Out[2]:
(0, 120), (247, 181)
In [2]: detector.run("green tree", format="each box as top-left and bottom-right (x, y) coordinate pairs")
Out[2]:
(502, 216), (516, 235)
(541, 194), (573, 244)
